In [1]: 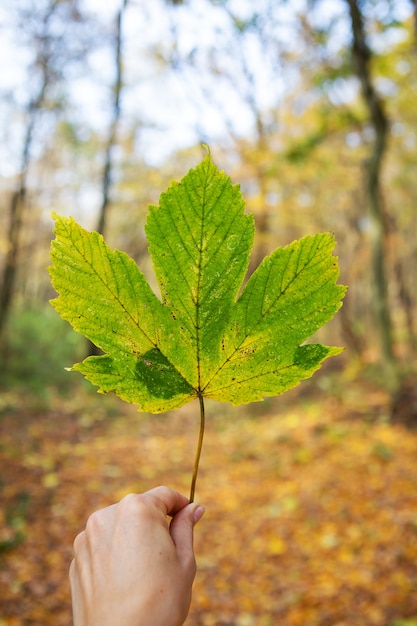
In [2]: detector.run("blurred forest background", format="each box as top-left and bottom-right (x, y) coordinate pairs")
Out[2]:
(1, 0), (417, 625)
(0, 0), (416, 395)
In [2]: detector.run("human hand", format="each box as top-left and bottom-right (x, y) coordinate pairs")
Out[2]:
(69, 486), (205, 626)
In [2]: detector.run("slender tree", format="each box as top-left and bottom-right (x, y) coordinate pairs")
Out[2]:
(345, 0), (398, 389)
(87, 0), (128, 357)
(0, 1), (58, 346)
(95, 0), (128, 236)
(0, 0), (86, 348)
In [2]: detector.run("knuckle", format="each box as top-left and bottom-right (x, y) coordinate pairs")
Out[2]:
(120, 492), (138, 506)
(86, 509), (99, 529)
(84, 508), (106, 536)
(120, 492), (148, 515)
(72, 529), (85, 553)
(145, 485), (173, 501)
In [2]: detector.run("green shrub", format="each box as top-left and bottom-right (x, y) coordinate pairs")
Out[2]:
(0, 307), (85, 395)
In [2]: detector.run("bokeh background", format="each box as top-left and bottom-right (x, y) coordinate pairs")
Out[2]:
(1, 1), (417, 624)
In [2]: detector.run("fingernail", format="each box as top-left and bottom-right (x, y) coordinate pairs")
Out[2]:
(193, 505), (205, 524)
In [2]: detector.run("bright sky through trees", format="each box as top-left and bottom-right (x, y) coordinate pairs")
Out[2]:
(0, 0), (413, 172)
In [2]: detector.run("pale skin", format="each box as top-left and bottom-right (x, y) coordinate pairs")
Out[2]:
(70, 486), (205, 626)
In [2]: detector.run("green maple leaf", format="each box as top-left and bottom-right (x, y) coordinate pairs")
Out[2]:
(49, 155), (346, 499)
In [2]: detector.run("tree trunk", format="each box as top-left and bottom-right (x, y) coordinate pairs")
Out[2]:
(411, 0), (417, 48)
(0, 189), (26, 345)
(346, 0), (399, 390)
(87, 0), (127, 357)
(95, 0), (127, 236)
(0, 78), (48, 348)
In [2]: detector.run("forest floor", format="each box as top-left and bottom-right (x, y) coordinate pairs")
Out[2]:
(1, 370), (417, 626)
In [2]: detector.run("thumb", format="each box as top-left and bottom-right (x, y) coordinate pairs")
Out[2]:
(170, 503), (205, 565)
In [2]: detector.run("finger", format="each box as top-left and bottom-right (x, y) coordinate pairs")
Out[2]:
(142, 485), (190, 517)
(170, 503), (204, 571)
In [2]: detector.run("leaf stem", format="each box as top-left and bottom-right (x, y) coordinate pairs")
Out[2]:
(189, 393), (205, 503)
